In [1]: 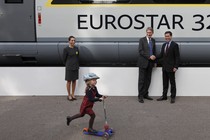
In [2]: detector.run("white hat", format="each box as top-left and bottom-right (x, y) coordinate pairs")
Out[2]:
(83, 73), (100, 81)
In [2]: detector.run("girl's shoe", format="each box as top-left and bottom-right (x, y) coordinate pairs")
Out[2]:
(88, 128), (97, 133)
(66, 116), (72, 126)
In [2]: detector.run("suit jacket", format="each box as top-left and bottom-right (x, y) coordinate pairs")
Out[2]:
(137, 36), (156, 68)
(63, 46), (79, 70)
(157, 41), (180, 72)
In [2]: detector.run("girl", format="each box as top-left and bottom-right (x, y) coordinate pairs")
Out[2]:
(66, 73), (106, 133)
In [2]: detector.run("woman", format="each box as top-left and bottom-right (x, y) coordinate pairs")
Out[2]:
(63, 36), (79, 101)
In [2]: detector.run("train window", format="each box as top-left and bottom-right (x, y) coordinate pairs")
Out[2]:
(51, 0), (208, 4)
(5, 0), (23, 3)
(153, 0), (206, 3)
(80, 0), (130, 3)
(51, 0), (130, 4)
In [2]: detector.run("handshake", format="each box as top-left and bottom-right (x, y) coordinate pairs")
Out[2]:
(150, 55), (156, 60)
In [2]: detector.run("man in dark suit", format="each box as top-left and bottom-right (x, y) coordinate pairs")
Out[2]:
(157, 31), (180, 104)
(137, 27), (156, 103)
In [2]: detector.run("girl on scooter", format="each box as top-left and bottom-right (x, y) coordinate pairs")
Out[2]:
(66, 73), (106, 133)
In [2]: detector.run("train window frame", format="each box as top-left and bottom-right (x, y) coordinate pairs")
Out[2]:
(5, 0), (23, 3)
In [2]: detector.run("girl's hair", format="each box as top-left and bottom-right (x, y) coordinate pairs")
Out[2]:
(85, 80), (91, 87)
(85, 80), (91, 92)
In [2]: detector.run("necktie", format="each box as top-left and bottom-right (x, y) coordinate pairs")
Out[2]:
(165, 43), (169, 54)
(148, 38), (153, 56)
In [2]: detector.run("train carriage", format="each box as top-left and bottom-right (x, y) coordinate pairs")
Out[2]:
(0, 0), (210, 66)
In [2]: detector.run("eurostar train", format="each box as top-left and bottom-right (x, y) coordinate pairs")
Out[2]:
(1, 0), (210, 66)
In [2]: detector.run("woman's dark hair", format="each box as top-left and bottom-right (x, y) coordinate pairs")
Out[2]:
(68, 36), (75, 41)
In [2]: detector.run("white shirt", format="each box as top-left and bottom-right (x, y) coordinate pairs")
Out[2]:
(146, 37), (151, 44)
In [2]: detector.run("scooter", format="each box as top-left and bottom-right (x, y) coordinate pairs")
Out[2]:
(83, 99), (114, 140)
(83, 127), (111, 140)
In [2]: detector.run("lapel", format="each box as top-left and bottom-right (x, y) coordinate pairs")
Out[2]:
(144, 37), (148, 45)
(163, 41), (173, 56)
(163, 43), (167, 56)
(143, 37), (149, 50)
(151, 38), (155, 48)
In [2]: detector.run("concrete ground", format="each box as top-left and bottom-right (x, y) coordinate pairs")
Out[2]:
(0, 96), (210, 140)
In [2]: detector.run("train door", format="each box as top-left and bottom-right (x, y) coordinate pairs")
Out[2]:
(0, 0), (35, 41)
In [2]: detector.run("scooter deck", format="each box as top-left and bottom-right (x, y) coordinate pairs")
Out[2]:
(83, 128), (110, 139)
(83, 128), (105, 136)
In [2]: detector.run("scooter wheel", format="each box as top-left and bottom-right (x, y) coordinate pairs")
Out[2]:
(110, 128), (115, 133)
(102, 132), (109, 140)
(83, 128), (88, 132)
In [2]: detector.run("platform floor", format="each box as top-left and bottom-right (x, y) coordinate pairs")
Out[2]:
(0, 96), (210, 140)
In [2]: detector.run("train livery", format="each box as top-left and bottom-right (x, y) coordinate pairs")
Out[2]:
(0, 0), (210, 66)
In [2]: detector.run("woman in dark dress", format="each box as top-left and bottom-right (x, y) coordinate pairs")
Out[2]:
(63, 36), (79, 101)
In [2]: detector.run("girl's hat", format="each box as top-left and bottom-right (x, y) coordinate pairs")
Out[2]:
(83, 73), (100, 81)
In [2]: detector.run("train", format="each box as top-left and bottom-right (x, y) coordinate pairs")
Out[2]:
(1, 0), (210, 66)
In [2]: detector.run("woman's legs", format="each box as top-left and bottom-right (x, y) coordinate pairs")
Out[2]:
(71, 80), (76, 99)
(66, 80), (72, 100)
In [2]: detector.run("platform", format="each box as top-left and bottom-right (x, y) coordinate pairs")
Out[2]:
(0, 96), (210, 140)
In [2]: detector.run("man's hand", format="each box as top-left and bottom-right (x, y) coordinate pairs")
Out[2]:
(173, 68), (177, 72)
(150, 55), (156, 60)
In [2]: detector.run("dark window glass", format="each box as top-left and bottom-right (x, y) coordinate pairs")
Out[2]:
(80, 0), (130, 3)
(51, 0), (207, 4)
(153, 0), (206, 3)
(5, 0), (23, 3)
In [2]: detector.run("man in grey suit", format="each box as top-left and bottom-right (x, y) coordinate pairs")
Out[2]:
(137, 27), (156, 103)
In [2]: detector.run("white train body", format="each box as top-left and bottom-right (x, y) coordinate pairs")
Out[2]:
(37, 1), (210, 39)
(0, 0), (210, 66)
(1, 0), (210, 96)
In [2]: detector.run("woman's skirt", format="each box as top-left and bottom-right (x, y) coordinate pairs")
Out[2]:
(65, 68), (79, 81)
